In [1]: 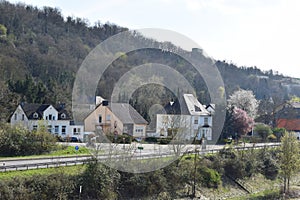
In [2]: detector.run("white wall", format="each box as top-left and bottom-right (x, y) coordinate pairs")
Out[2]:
(43, 105), (58, 120)
(156, 114), (193, 139)
(11, 105), (84, 139)
(156, 114), (213, 140)
(10, 105), (28, 127)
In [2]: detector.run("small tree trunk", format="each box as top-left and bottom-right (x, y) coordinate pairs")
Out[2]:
(283, 176), (287, 194)
(287, 177), (290, 194)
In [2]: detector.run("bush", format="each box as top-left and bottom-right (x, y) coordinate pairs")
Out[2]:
(106, 133), (133, 144)
(254, 123), (272, 142)
(157, 137), (172, 144)
(0, 123), (56, 156)
(267, 134), (277, 141)
(199, 167), (221, 188)
(144, 137), (158, 143)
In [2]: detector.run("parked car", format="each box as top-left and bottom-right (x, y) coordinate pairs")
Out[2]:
(65, 136), (82, 143)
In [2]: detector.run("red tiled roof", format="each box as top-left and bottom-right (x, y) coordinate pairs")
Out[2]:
(277, 119), (300, 131)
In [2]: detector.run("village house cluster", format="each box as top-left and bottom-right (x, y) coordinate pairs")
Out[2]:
(10, 93), (215, 142)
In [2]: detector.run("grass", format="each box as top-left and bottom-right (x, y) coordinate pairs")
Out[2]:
(49, 145), (90, 156)
(226, 189), (281, 200)
(0, 165), (86, 180)
(0, 145), (91, 161)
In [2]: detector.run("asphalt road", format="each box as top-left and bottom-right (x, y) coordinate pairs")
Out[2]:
(0, 142), (280, 172)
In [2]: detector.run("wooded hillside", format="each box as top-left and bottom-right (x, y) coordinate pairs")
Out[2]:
(0, 0), (299, 122)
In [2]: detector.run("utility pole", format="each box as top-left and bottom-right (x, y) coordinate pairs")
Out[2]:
(192, 147), (197, 198)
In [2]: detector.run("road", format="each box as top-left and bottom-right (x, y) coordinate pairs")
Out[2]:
(0, 142), (280, 172)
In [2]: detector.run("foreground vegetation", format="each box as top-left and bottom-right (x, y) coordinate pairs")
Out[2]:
(1, 136), (299, 199)
(0, 123), (90, 158)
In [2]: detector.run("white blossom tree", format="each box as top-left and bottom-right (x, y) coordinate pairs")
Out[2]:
(228, 89), (259, 119)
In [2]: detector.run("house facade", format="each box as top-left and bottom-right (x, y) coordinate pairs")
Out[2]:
(156, 94), (213, 140)
(84, 97), (148, 138)
(10, 103), (84, 139)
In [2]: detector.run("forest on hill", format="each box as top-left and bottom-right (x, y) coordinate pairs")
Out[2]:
(1, 0), (300, 122)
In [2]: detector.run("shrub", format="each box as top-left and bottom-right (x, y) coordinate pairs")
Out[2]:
(199, 167), (221, 188)
(0, 123), (56, 156)
(267, 133), (277, 141)
(144, 137), (158, 143)
(157, 137), (172, 144)
(106, 133), (133, 144)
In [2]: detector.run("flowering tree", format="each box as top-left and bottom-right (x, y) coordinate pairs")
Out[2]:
(228, 89), (259, 118)
(232, 108), (254, 138)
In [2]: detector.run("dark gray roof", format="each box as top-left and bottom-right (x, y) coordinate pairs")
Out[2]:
(21, 103), (49, 120)
(109, 103), (148, 125)
(20, 103), (71, 120)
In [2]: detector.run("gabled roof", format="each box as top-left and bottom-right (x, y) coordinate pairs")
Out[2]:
(183, 94), (210, 115)
(109, 103), (148, 125)
(277, 119), (300, 131)
(206, 104), (215, 110)
(20, 103), (71, 120)
(162, 94), (210, 116)
(21, 103), (50, 120)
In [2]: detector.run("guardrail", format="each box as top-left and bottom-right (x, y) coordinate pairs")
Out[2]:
(0, 143), (281, 172)
(0, 158), (92, 172)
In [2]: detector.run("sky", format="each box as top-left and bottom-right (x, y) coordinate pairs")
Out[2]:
(7, 0), (300, 78)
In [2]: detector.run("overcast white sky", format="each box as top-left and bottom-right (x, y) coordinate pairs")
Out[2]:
(8, 0), (300, 78)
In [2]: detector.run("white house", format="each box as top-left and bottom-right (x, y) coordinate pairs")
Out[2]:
(156, 94), (213, 141)
(10, 103), (84, 140)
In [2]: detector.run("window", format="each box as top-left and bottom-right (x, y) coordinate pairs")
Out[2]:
(62, 126), (66, 135)
(53, 116), (55, 120)
(204, 117), (208, 125)
(33, 112), (38, 119)
(194, 118), (198, 124)
(106, 114), (111, 121)
(61, 113), (66, 119)
(48, 125), (52, 133)
(135, 126), (144, 133)
(49, 114), (52, 121)
(22, 114), (25, 121)
(73, 128), (81, 135)
(33, 125), (38, 131)
(54, 126), (59, 134)
(14, 113), (17, 120)
(98, 115), (102, 123)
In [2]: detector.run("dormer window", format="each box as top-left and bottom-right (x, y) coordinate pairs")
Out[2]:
(61, 113), (66, 119)
(33, 112), (38, 119)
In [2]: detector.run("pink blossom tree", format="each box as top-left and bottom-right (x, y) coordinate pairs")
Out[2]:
(232, 108), (254, 138)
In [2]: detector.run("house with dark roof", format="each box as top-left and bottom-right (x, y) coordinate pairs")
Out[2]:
(10, 103), (84, 139)
(156, 94), (213, 140)
(84, 96), (148, 137)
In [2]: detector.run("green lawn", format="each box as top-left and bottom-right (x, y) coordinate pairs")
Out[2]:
(227, 189), (281, 200)
(0, 165), (86, 180)
(0, 145), (91, 161)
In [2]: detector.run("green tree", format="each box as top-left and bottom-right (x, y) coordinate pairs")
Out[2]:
(280, 132), (300, 194)
(0, 122), (56, 156)
(254, 123), (273, 142)
(80, 160), (120, 199)
(273, 127), (286, 142)
(0, 24), (7, 36)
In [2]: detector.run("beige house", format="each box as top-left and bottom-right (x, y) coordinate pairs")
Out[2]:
(84, 97), (148, 138)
